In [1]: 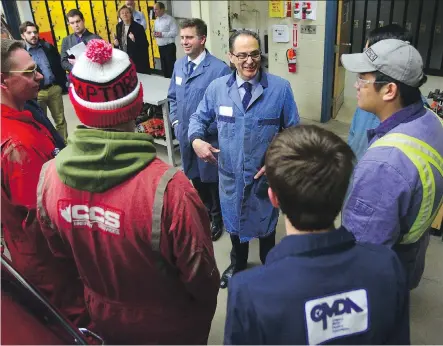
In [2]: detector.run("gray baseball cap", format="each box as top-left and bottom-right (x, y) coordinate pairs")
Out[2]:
(341, 39), (424, 87)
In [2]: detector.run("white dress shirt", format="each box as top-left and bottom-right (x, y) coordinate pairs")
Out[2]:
(236, 72), (260, 101)
(187, 49), (207, 70)
(154, 13), (178, 46)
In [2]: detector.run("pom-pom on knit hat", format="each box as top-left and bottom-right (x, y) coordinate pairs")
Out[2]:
(69, 39), (143, 128)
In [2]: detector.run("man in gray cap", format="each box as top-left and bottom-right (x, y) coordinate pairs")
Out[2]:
(340, 39), (443, 290)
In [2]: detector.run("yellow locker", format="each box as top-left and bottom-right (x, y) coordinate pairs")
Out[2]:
(139, 1), (154, 68)
(62, 0), (78, 35)
(149, 19), (160, 58)
(77, 0), (94, 32)
(31, 0), (54, 45)
(47, 1), (68, 52)
(91, 0), (109, 41)
(105, 0), (119, 41)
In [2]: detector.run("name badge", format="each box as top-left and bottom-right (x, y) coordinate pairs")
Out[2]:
(175, 76), (183, 85)
(219, 106), (233, 117)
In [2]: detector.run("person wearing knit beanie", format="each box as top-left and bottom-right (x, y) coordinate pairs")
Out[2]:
(69, 39), (144, 128)
(36, 39), (219, 344)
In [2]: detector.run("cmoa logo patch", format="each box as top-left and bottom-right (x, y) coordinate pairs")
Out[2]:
(58, 200), (124, 236)
(304, 289), (368, 345)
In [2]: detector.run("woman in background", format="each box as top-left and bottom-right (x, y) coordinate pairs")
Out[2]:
(114, 5), (150, 74)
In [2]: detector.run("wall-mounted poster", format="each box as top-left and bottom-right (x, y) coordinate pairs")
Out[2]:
(269, 0), (286, 18)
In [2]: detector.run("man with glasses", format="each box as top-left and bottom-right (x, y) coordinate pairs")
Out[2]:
(347, 24), (429, 161)
(1, 39), (87, 325)
(168, 18), (230, 242)
(189, 29), (299, 289)
(341, 39), (443, 289)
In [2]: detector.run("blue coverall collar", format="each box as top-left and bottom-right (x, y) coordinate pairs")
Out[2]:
(227, 69), (268, 88)
(267, 227), (356, 262)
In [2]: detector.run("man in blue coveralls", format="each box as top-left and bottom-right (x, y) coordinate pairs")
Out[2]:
(348, 24), (429, 161)
(189, 30), (299, 288)
(168, 18), (231, 241)
(341, 40), (443, 289)
(224, 125), (409, 345)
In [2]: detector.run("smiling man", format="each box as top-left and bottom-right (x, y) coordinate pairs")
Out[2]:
(341, 40), (443, 290)
(168, 18), (231, 242)
(189, 29), (299, 289)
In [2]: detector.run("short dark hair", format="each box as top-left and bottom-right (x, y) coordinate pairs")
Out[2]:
(367, 24), (413, 47)
(19, 21), (39, 34)
(155, 2), (165, 10)
(265, 125), (355, 231)
(1, 39), (25, 72)
(179, 18), (207, 37)
(66, 9), (84, 21)
(373, 71), (427, 108)
(229, 29), (260, 52)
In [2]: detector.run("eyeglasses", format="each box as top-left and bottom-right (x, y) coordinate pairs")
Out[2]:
(7, 65), (38, 78)
(231, 51), (261, 62)
(355, 76), (388, 88)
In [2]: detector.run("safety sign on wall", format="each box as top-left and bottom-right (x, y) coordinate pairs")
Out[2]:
(293, 23), (299, 48)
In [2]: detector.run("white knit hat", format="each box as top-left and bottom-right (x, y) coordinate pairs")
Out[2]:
(69, 39), (143, 128)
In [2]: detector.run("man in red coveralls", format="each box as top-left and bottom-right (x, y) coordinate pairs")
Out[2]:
(36, 39), (220, 345)
(1, 39), (88, 325)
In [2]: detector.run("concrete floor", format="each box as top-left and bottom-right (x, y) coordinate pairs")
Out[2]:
(58, 95), (442, 344)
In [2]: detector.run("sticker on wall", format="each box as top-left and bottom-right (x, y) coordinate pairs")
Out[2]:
(269, 0), (286, 18)
(272, 24), (290, 43)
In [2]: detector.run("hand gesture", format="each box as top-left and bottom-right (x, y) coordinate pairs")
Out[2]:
(128, 32), (135, 42)
(192, 139), (220, 165)
(254, 166), (266, 179)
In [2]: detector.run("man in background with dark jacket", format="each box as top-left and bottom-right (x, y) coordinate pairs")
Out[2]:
(20, 21), (68, 140)
(60, 9), (100, 73)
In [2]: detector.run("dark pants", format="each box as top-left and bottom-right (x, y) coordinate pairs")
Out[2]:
(230, 231), (276, 270)
(158, 43), (176, 78)
(192, 178), (222, 225)
(394, 230), (430, 290)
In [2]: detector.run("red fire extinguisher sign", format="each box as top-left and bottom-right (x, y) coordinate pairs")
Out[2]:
(293, 23), (299, 48)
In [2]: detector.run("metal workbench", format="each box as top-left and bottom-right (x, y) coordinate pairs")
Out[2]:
(137, 73), (179, 167)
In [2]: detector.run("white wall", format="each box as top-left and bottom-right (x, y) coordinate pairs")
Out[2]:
(200, 1), (230, 64)
(228, 1), (327, 122)
(268, 2), (327, 122)
(16, 2), (33, 23)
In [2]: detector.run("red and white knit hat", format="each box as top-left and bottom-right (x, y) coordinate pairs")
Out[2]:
(69, 39), (143, 128)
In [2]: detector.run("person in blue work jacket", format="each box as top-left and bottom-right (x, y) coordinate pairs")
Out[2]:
(168, 18), (231, 241)
(348, 24), (429, 161)
(341, 39), (443, 290)
(189, 30), (299, 289)
(224, 125), (410, 345)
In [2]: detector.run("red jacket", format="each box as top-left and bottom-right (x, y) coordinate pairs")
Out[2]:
(1, 104), (88, 325)
(37, 157), (220, 344)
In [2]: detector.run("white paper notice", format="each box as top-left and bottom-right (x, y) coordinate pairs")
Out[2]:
(272, 25), (290, 43)
(67, 41), (87, 58)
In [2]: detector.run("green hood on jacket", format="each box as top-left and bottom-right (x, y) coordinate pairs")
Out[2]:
(56, 126), (157, 193)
